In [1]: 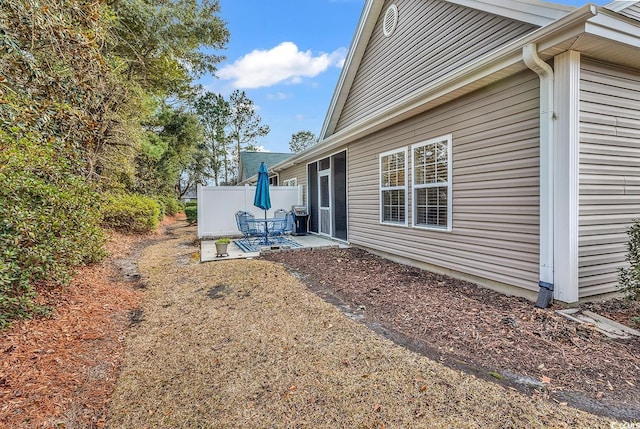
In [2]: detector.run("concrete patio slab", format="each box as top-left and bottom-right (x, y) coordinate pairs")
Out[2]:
(200, 234), (348, 263)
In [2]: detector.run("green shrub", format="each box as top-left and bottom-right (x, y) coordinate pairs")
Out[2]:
(619, 220), (640, 300)
(101, 193), (160, 233)
(155, 197), (167, 220)
(0, 131), (106, 328)
(159, 196), (182, 216)
(185, 205), (197, 224)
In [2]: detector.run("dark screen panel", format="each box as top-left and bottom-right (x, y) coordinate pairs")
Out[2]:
(332, 151), (347, 240)
(307, 162), (318, 233)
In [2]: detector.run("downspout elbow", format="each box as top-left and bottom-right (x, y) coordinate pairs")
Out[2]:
(523, 43), (555, 308)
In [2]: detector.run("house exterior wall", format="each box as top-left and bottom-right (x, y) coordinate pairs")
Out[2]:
(279, 163), (308, 205)
(348, 71), (541, 293)
(335, 0), (537, 133)
(277, 145), (350, 209)
(578, 59), (640, 298)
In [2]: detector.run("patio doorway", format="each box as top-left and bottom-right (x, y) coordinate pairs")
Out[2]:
(307, 150), (347, 241)
(319, 170), (331, 235)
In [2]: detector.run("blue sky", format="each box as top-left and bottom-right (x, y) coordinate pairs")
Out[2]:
(199, 0), (609, 153)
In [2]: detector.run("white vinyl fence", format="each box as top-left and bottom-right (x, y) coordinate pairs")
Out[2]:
(197, 184), (303, 238)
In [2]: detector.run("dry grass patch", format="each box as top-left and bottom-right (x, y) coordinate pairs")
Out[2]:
(107, 224), (614, 428)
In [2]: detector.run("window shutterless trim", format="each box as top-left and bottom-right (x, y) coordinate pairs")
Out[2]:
(283, 177), (297, 186)
(411, 134), (453, 232)
(379, 147), (408, 226)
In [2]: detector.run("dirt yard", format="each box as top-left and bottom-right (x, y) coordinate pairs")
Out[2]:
(0, 218), (637, 428)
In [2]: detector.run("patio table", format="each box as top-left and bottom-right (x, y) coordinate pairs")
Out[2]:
(247, 218), (286, 246)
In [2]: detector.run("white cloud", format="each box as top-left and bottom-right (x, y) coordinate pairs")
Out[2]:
(267, 92), (291, 101)
(218, 42), (347, 89)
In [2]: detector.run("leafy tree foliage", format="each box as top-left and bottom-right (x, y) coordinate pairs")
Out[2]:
(0, 129), (106, 328)
(105, 0), (229, 99)
(289, 130), (317, 153)
(134, 106), (204, 196)
(0, 0), (228, 327)
(619, 221), (640, 300)
(190, 90), (270, 185)
(177, 149), (210, 198)
(194, 92), (231, 185)
(0, 0), (123, 181)
(227, 90), (270, 183)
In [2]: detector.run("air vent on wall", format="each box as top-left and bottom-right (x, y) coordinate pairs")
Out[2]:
(383, 4), (398, 37)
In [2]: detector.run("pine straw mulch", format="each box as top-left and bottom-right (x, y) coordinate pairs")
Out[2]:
(262, 247), (640, 422)
(106, 223), (614, 428)
(0, 216), (177, 429)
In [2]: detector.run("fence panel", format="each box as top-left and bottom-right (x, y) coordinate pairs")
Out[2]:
(197, 184), (303, 238)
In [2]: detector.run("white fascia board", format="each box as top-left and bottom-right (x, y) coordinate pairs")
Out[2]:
(445, 0), (573, 26)
(320, 0), (383, 139)
(585, 12), (640, 49)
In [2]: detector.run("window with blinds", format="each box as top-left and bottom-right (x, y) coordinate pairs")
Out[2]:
(379, 148), (407, 225)
(412, 135), (452, 231)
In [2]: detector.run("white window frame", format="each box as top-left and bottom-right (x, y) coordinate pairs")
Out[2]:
(282, 177), (297, 187)
(411, 134), (452, 232)
(379, 147), (408, 226)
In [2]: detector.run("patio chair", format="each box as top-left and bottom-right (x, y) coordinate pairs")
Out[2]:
(284, 211), (295, 235)
(267, 217), (287, 242)
(262, 209), (286, 242)
(273, 208), (287, 219)
(235, 211), (262, 245)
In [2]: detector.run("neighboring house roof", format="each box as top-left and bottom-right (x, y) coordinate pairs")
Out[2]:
(238, 151), (294, 183)
(180, 190), (197, 200)
(264, 0), (640, 175)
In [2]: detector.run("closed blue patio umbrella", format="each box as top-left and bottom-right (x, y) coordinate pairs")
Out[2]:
(253, 161), (271, 218)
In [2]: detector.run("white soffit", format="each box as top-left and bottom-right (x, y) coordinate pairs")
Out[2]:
(446, 0), (573, 26)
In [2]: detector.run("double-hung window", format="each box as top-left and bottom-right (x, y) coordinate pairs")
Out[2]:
(379, 148), (407, 225)
(412, 135), (452, 231)
(282, 178), (297, 186)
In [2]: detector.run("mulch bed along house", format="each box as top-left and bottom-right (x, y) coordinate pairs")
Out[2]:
(263, 247), (640, 421)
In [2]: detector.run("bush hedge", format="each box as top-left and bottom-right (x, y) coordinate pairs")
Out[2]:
(185, 204), (197, 224)
(0, 131), (106, 328)
(619, 220), (640, 300)
(101, 193), (160, 233)
(159, 196), (182, 217)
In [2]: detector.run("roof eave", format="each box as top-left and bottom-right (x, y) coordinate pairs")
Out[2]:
(445, 0), (574, 26)
(604, 0), (639, 13)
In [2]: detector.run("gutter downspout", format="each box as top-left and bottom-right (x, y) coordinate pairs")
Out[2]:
(523, 43), (555, 308)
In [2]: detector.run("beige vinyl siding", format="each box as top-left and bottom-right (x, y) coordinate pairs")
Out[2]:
(579, 59), (640, 298)
(278, 145), (350, 207)
(348, 71), (540, 291)
(335, 0), (536, 133)
(279, 163), (308, 205)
